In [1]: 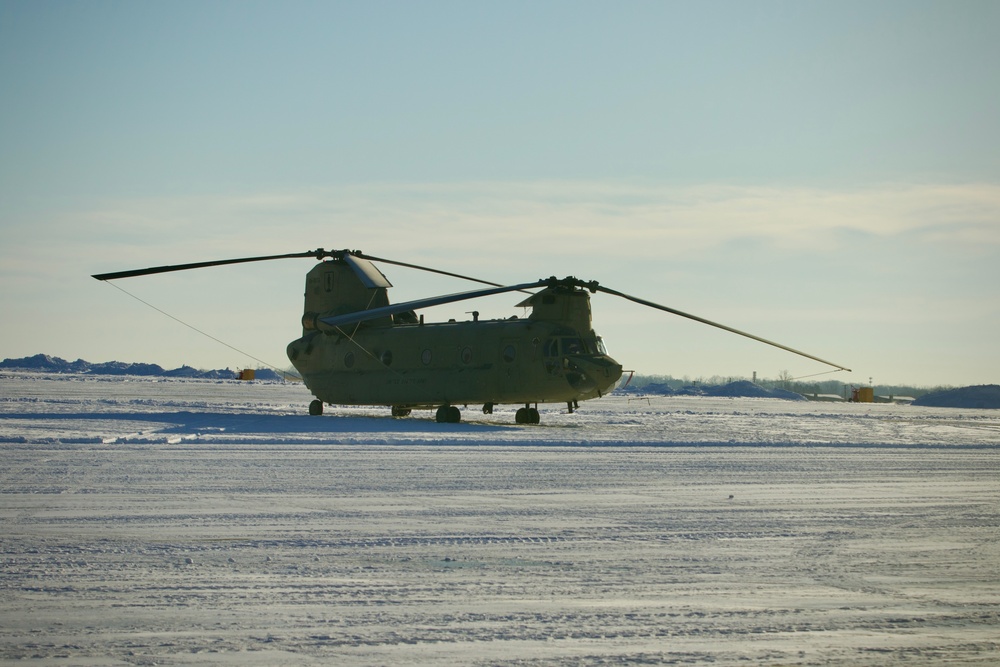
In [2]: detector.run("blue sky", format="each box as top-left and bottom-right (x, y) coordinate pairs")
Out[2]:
(1, 0), (998, 386)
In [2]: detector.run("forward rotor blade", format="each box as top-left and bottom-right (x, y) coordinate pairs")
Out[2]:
(319, 280), (547, 329)
(596, 284), (852, 372)
(92, 249), (330, 281)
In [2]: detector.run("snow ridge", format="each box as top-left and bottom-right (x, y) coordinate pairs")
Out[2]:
(0, 353), (283, 380)
(912, 384), (1000, 409)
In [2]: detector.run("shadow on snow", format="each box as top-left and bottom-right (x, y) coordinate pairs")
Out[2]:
(0, 411), (519, 436)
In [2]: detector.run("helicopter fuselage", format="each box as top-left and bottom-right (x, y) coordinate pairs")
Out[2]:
(288, 316), (623, 409)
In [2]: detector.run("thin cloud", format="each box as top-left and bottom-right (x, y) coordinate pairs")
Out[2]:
(4, 179), (996, 383)
(69, 180), (1000, 263)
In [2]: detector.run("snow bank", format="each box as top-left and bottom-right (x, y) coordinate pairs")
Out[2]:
(0, 353), (285, 381)
(912, 384), (1000, 409)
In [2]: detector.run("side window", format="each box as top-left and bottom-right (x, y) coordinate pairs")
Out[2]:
(543, 339), (559, 357)
(502, 344), (516, 363)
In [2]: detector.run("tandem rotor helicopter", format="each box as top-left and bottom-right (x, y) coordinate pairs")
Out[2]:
(93, 248), (850, 424)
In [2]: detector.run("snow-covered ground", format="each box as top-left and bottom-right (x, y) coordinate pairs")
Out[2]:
(2, 372), (999, 665)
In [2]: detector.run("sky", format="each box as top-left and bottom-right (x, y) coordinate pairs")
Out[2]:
(1, 0), (998, 388)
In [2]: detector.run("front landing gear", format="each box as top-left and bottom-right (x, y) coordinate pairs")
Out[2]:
(435, 405), (461, 423)
(515, 405), (540, 424)
(309, 399), (323, 416)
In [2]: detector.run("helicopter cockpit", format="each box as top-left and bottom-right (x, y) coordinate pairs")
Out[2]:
(543, 336), (608, 357)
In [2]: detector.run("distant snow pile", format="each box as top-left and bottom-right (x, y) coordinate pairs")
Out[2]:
(621, 379), (806, 401)
(912, 385), (1000, 409)
(0, 354), (285, 381)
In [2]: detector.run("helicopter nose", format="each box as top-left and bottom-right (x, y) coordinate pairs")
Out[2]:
(566, 368), (597, 393)
(565, 355), (623, 395)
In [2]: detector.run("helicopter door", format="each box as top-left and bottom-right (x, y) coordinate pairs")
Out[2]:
(500, 338), (520, 398)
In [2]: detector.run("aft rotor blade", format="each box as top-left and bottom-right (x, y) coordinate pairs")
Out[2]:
(596, 284), (852, 372)
(319, 280), (548, 329)
(354, 252), (506, 288)
(92, 249), (329, 281)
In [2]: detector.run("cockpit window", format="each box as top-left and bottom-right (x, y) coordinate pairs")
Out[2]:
(561, 338), (585, 355)
(595, 337), (608, 355)
(543, 338), (559, 357)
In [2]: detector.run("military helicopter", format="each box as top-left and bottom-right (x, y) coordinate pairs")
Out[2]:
(93, 248), (850, 424)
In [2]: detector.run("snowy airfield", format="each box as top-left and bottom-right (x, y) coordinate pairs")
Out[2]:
(2, 372), (999, 666)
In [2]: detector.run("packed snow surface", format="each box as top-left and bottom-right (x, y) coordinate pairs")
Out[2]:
(2, 372), (999, 665)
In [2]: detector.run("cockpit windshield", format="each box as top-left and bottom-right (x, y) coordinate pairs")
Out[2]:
(544, 336), (597, 357)
(595, 337), (608, 355)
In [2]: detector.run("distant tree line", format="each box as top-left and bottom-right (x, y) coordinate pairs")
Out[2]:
(626, 373), (953, 399)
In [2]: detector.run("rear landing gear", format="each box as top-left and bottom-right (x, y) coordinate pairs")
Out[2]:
(391, 406), (412, 417)
(309, 399), (323, 416)
(435, 405), (461, 423)
(515, 406), (540, 424)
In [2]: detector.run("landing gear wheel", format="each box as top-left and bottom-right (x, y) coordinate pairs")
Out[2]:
(436, 405), (461, 423)
(391, 406), (411, 417)
(516, 407), (541, 424)
(309, 399), (323, 416)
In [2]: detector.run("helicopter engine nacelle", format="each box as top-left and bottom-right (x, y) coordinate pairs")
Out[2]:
(300, 309), (368, 335)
